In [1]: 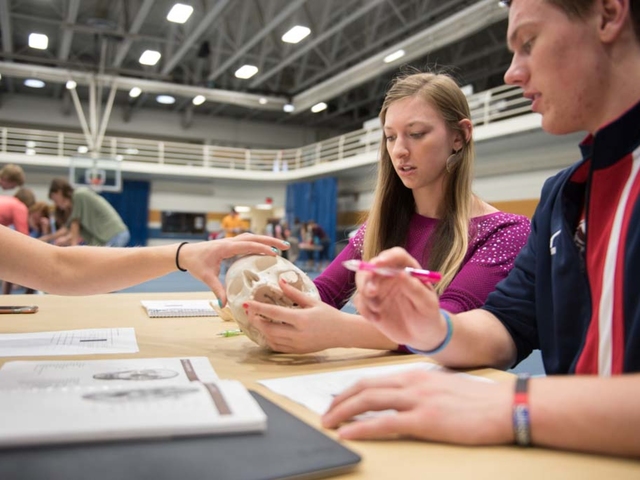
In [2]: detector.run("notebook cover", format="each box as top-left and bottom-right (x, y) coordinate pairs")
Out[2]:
(0, 390), (361, 480)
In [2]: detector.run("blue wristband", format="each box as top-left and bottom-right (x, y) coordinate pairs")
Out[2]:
(406, 309), (453, 356)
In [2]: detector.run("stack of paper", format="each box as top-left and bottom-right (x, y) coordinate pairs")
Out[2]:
(0, 357), (266, 447)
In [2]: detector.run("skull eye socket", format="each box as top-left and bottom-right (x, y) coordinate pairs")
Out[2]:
(227, 270), (261, 298)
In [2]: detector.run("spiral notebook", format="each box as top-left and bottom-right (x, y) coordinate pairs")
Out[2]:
(141, 300), (218, 318)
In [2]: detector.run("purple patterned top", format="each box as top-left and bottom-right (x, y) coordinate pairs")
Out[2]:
(315, 212), (531, 316)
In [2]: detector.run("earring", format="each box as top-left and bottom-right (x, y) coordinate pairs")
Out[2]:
(446, 149), (462, 173)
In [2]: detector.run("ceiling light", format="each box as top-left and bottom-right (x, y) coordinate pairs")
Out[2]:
(156, 95), (176, 105)
(192, 94), (206, 106)
(65, 80), (77, 90)
(139, 50), (161, 66)
(255, 204), (273, 210)
(129, 87), (142, 98)
(77, 146), (89, 154)
(24, 79), (45, 88)
(311, 102), (327, 113)
(26, 141), (36, 148)
(115, 155), (124, 161)
(258, 97), (267, 105)
(167, 3), (194, 23)
(234, 65), (258, 79)
(283, 103), (295, 113)
(282, 26), (311, 44)
(234, 206), (251, 213)
(28, 33), (48, 50)
(383, 49), (405, 63)
(125, 148), (139, 155)
(26, 148), (36, 156)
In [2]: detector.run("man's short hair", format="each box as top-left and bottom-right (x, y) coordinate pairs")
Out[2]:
(14, 187), (36, 208)
(0, 164), (25, 186)
(48, 178), (75, 200)
(501, 0), (640, 42)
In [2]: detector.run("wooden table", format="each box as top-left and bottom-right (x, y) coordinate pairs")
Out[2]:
(1, 292), (638, 479)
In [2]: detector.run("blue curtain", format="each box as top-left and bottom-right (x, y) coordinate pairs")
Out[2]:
(101, 180), (150, 247)
(286, 177), (337, 258)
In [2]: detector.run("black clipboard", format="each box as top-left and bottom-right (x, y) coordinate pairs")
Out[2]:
(0, 391), (361, 480)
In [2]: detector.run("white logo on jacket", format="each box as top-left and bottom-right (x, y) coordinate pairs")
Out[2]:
(549, 230), (561, 255)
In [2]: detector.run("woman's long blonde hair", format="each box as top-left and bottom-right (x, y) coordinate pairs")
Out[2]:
(361, 72), (475, 293)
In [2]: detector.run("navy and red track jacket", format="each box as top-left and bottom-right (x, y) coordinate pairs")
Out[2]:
(483, 100), (640, 375)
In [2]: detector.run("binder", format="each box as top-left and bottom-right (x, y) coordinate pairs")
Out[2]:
(0, 391), (362, 480)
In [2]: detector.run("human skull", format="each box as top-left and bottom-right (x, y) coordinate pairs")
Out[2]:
(225, 255), (320, 348)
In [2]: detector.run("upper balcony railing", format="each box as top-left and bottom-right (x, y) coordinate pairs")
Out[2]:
(0, 85), (533, 175)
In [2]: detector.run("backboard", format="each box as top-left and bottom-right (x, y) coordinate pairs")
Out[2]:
(69, 156), (122, 193)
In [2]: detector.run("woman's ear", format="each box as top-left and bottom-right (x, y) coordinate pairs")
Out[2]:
(454, 119), (473, 150)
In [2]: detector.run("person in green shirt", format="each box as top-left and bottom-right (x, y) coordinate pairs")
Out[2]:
(48, 178), (130, 247)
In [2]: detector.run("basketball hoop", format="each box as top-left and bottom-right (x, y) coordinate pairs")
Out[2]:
(85, 167), (106, 191)
(70, 156), (122, 193)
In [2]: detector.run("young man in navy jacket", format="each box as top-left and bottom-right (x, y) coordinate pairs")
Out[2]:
(323, 0), (640, 457)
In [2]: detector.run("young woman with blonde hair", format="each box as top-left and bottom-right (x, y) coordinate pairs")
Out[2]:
(245, 71), (531, 353)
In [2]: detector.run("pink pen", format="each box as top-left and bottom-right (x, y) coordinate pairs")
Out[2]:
(342, 259), (442, 283)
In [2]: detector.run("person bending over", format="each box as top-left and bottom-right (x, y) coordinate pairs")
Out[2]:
(48, 178), (130, 247)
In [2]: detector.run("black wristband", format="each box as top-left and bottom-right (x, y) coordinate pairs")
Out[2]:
(176, 242), (188, 272)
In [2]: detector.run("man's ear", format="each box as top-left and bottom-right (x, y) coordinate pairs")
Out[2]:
(598, 0), (629, 43)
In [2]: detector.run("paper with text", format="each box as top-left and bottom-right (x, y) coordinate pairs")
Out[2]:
(0, 328), (138, 357)
(141, 300), (218, 318)
(0, 379), (266, 447)
(0, 357), (218, 389)
(259, 362), (491, 415)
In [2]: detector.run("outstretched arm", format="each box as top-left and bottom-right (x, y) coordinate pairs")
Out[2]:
(0, 226), (287, 301)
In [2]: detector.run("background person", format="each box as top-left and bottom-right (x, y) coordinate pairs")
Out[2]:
(0, 188), (36, 293)
(221, 208), (246, 238)
(48, 178), (130, 247)
(0, 164), (25, 190)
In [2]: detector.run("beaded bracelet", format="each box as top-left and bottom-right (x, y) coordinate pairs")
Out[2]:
(406, 309), (453, 356)
(175, 241), (189, 272)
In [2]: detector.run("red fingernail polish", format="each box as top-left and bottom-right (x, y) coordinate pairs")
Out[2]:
(242, 302), (248, 309)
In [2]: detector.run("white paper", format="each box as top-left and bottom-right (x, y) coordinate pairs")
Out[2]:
(0, 328), (139, 357)
(0, 356), (218, 389)
(259, 362), (491, 415)
(141, 300), (218, 318)
(0, 379), (266, 447)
